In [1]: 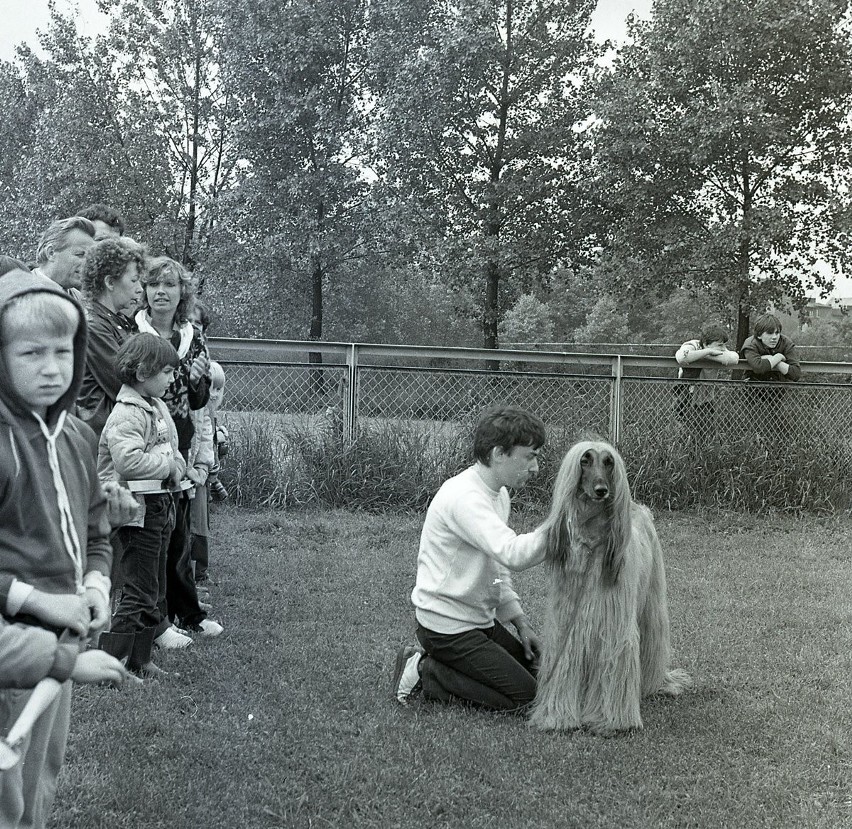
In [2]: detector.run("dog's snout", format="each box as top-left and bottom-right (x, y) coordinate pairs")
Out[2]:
(594, 484), (609, 498)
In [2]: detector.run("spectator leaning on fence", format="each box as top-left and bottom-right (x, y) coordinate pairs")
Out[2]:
(741, 314), (802, 382)
(674, 325), (740, 421)
(675, 325), (740, 380)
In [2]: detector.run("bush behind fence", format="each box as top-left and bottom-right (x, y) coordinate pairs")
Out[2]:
(213, 342), (852, 514)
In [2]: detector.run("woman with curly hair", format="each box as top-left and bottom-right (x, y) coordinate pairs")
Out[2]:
(135, 256), (223, 642)
(77, 238), (145, 436)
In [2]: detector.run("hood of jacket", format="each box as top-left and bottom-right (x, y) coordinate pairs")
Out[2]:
(0, 269), (88, 427)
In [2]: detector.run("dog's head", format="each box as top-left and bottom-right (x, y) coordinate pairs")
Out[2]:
(544, 439), (632, 584)
(554, 439), (628, 507)
(578, 445), (616, 503)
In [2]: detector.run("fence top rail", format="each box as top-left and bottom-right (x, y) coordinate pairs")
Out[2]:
(208, 337), (852, 377)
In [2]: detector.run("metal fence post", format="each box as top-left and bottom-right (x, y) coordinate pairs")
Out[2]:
(345, 343), (358, 446)
(610, 355), (622, 445)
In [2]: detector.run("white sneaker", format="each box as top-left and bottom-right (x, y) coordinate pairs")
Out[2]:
(172, 623), (191, 636)
(189, 619), (223, 638)
(392, 646), (424, 705)
(155, 627), (193, 649)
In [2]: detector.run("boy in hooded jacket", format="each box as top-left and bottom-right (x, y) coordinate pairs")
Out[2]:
(0, 270), (118, 828)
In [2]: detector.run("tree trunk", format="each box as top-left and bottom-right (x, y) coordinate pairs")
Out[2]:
(735, 153), (752, 351)
(182, 48), (202, 269)
(309, 199), (325, 402)
(481, 0), (513, 371)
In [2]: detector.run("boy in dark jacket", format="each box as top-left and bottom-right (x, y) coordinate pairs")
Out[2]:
(741, 313), (802, 382)
(0, 271), (120, 828)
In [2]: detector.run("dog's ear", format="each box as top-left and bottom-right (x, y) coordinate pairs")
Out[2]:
(601, 524), (624, 586)
(546, 516), (571, 566)
(601, 456), (631, 585)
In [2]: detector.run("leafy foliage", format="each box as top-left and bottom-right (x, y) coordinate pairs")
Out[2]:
(371, 0), (599, 347)
(1, 0), (852, 351)
(590, 0), (852, 346)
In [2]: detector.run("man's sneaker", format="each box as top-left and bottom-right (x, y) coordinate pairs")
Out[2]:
(392, 645), (424, 706)
(155, 627), (193, 650)
(186, 619), (224, 638)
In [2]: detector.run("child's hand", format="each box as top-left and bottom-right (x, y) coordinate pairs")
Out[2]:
(186, 467), (205, 485)
(71, 650), (133, 686)
(101, 481), (140, 529)
(165, 459), (182, 490)
(85, 587), (110, 634)
(189, 352), (210, 385)
(23, 590), (90, 637)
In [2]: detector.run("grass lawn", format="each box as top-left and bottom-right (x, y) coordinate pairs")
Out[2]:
(50, 506), (852, 829)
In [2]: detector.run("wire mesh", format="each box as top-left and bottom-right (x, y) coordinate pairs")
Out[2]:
(217, 353), (852, 512)
(357, 366), (611, 438)
(221, 361), (347, 415)
(620, 377), (852, 512)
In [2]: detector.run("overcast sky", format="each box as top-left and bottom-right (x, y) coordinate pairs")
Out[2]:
(0, 0), (654, 62)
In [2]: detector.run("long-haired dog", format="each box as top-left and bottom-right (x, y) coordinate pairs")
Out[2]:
(530, 439), (691, 734)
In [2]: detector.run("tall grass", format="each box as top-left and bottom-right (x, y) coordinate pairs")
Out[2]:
(221, 413), (475, 511)
(221, 409), (852, 514)
(622, 430), (851, 514)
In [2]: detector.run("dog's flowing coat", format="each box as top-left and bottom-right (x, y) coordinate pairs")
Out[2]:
(530, 440), (691, 733)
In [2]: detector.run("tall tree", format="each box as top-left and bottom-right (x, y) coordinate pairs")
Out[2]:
(591, 0), (852, 347)
(372, 0), (597, 349)
(0, 7), (188, 259)
(100, 0), (239, 267)
(217, 0), (370, 346)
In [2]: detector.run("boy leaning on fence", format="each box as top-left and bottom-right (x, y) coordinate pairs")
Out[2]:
(392, 405), (549, 712)
(740, 314), (802, 383)
(0, 272), (129, 828)
(674, 325), (740, 423)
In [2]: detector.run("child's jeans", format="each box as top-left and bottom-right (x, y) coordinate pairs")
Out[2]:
(189, 482), (210, 582)
(190, 535), (209, 582)
(0, 680), (72, 829)
(112, 493), (174, 636)
(164, 492), (207, 627)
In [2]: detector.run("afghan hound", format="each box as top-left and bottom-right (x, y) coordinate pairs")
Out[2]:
(530, 439), (692, 734)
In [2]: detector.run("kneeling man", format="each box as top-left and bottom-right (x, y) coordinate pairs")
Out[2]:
(392, 406), (548, 712)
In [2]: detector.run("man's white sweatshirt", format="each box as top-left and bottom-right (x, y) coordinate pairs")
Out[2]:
(412, 466), (546, 635)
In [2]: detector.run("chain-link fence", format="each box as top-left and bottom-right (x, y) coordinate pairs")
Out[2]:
(212, 339), (852, 512)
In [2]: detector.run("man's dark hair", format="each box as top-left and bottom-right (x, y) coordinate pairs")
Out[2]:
(115, 333), (179, 385)
(473, 405), (546, 465)
(192, 298), (210, 330)
(753, 313), (782, 337)
(77, 203), (125, 236)
(699, 324), (730, 346)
